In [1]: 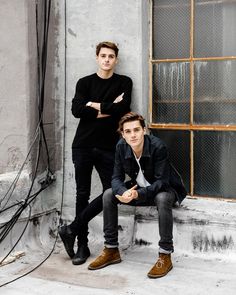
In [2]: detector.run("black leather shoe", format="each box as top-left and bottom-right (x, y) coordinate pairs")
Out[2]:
(72, 244), (90, 265)
(58, 225), (76, 258)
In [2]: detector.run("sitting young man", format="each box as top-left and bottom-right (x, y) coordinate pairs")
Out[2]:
(88, 112), (187, 278)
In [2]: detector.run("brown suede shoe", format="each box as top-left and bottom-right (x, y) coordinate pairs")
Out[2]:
(88, 247), (121, 270)
(147, 253), (173, 278)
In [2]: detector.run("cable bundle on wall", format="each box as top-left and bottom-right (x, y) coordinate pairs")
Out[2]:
(0, 0), (56, 287)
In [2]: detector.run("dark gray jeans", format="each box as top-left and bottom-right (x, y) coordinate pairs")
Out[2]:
(103, 188), (176, 253)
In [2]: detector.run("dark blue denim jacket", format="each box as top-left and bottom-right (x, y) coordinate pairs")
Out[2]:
(111, 134), (187, 204)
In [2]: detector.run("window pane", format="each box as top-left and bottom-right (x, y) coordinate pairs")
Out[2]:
(153, 0), (191, 59)
(152, 63), (190, 124)
(194, 131), (236, 198)
(194, 60), (236, 125)
(195, 0), (236, 57)
(151, 129), (190, 193)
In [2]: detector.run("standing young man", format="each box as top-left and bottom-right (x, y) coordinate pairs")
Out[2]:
(88, 112), (186, 278)
(59, 42), (132, 265)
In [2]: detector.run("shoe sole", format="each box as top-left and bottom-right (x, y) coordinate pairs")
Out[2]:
(72, 254), (90, 265)
(88, 258), (121, 270)
(147, 265), (173, 279)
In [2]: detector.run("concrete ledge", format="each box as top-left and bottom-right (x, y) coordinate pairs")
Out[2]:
(1, 200), (236, 294)
(134, 197), (236, 259)
(133, 196), (236, 222)
(89, 197), (236, 260)
(0, 209), (58, 259)
(3, 195), (235, 263)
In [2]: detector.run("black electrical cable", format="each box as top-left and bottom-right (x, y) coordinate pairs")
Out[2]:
(59, 0), (67, 226)
(0, 125), (41, 211)
(0, 230), (59, 288)
(0, 0), (53, 213)
(0, 124), (43, 243)
(0, 179), (53, 263)
(0, 204), (32, 265)
(0, 0), (69, 289)
(0, 182), (50, 243)
(0, 0), (52, 215)
(37, 0), (52, 173)
(0, 0), (55, 280)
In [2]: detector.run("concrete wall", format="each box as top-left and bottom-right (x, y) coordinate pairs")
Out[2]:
(0, 0), (32, 174)
(0, 0), (66, 219)
(62, 0), (149, 219)
(0, 0), (149, 222)
(1, 0), (235, 263)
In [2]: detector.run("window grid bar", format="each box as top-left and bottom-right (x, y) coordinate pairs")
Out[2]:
(152, 56), (236, 63)
(150, 0), (236, 198)
(149, 0), (154, 123)
(149, 124), (236, 131)
(190, 0), (194, 197)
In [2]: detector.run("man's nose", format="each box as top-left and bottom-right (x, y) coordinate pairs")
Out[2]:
(131, 131), (135, 137)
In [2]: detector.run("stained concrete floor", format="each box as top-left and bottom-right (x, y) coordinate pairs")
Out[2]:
(1, 197), (236, 294)
(1, 241), (236, 295)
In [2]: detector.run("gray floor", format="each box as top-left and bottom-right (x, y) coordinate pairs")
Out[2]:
(1, 242), (236, 295)
(1, 197), (236, 294)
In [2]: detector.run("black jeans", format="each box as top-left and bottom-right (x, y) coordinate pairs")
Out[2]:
(103, 188), (176, 252)
(69, 148), (115, 245)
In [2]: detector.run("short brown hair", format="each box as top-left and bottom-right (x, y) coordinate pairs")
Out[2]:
(118, 112), (146, 134)
(96, 41), (119, 57)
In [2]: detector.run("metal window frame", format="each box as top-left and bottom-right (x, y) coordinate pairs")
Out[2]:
(149, 0), (236, 199)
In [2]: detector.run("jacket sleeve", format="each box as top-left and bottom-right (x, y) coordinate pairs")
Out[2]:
(111, 146), (128, 196)
(100, 77), (132, 117)
(71, 78), (98, 119)
(137, 145), (171, 202)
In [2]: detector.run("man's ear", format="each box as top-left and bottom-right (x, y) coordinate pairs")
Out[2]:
(144, 127), (147, 134)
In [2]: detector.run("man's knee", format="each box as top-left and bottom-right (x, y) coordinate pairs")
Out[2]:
(154, 191), (175, 208)
(103, 188), (114, 206)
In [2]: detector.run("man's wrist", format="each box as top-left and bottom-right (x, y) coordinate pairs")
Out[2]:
(86, 101), (92, 107)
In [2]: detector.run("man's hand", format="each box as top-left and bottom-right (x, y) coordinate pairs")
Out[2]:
(87, 93), (124, 118)
(87, 102), (100, 111)
(113, 93), (124, 103)
(97, 113), (110, 118)
(115, 185), (138, 204)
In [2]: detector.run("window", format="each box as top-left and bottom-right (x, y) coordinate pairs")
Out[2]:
(150, 0), (236, 199)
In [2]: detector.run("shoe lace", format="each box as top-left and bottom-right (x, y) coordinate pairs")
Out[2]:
(155, 257), (165, 268)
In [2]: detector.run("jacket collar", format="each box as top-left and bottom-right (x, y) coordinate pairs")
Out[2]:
(124, 135), (151, 159)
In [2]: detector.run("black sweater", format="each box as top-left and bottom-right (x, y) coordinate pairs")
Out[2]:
(71, 73), (133, 150)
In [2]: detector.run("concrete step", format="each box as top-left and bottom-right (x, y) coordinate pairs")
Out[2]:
(1, 197), (236, 294)
(89, 197), (236, 260)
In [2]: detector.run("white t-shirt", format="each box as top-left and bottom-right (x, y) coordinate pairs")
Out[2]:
(134, 153), (150, 188)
